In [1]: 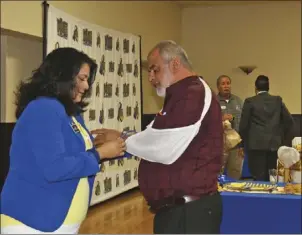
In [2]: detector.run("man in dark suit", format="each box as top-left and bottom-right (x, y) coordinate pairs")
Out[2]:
(239, 75), (294, 181)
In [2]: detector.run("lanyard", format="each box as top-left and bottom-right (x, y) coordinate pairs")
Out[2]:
(71, 117), (93, 151)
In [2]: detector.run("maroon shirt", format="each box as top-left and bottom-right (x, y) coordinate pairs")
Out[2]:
(138, 76), (223, 204)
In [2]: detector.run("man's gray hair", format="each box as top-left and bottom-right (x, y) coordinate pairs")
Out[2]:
(148, 40), (193, 70)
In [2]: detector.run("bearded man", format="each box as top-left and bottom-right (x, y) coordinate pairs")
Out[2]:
(92, 41), (223, 234)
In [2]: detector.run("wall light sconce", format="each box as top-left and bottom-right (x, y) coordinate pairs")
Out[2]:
(238, 66), (257, 75)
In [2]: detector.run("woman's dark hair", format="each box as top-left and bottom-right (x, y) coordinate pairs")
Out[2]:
(15, 47), (97, 118)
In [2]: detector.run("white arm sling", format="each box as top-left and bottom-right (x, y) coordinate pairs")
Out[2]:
(125, 78), (212, 165)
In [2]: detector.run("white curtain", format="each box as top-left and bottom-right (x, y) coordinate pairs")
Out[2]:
(46, 4), (141, 205)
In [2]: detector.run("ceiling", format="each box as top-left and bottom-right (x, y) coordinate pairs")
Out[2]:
(175, 0), (281, 7)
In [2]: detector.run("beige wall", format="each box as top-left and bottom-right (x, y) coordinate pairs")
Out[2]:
(1, 1), (182, 116)
(1, 35), (43, 122)
(1, 36), (7, 122)
(181, 1), (301, 113)
(2, 1), (300, 117)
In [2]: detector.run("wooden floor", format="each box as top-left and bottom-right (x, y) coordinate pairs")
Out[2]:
(79, 188), (154, 234)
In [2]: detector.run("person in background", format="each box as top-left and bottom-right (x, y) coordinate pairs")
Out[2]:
(0, 48), (126, 234)
(94, 41), (223, 234)
(239, 75), (294, 181)
(217, 75), (244, 179)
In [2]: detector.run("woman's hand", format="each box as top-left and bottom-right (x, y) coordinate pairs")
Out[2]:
(96, 137), (126, 159)
(91, 128), (122, 147)
(93, 133), (106, 147)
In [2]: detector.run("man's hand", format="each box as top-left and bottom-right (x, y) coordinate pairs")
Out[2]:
(222, 114), (233, 121)
(96, 138), (126, 159)
(91, 128), (122, 147)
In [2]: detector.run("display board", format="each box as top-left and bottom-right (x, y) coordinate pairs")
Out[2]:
(45, 3), (142, 205)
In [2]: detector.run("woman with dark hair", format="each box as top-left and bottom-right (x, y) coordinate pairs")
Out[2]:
(0, 47), (126, 234)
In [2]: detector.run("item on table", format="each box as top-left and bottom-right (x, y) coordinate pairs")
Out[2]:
(295, 144), (301, 152)
(284, 183), (302, 195)
(223, 182), (276, 193)
(277, 158), (301, 184)
(278, 146), (300, 168)
(224, 182), (247, 190)
(277, 160), (291, 183)
(277, 146), (300, 183)
(273, 187), (285, 194)
(218, 174), (226, 183)
(244, 182), (275, 191)
(290, 160), (302, 183)
(217, 183), (223, 192)
(292, 137), (301, 152)
(269, 169), (278, 185)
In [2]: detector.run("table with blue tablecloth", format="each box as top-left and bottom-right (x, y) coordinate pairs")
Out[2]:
(220, 185), (302, 234)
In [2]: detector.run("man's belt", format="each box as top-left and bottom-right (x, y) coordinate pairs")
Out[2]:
(149, 192), (217, 214)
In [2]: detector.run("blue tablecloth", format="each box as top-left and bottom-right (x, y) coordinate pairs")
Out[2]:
(220, 185), (302, 234)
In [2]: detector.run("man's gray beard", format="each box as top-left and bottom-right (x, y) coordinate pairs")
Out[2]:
(156, 87), (166, 97)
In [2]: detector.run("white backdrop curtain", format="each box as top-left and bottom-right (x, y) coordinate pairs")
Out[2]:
(46, 4), (141, 205)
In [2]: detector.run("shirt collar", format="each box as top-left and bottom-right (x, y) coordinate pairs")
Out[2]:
(257, 91), (268, 95)
(217, 93), (234, 101)
(166, 76), (199, 96)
